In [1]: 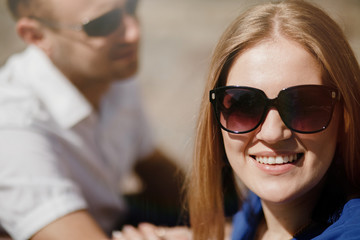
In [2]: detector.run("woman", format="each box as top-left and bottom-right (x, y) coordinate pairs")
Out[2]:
(188, 0), (360, 239)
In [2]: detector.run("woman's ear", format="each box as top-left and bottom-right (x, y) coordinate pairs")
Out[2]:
(16, 17), (52, 55)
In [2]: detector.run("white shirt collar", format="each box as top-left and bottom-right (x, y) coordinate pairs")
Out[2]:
(22, 45), (92, 129)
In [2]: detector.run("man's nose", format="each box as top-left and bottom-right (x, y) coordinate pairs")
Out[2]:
(117, 14), (140, 43)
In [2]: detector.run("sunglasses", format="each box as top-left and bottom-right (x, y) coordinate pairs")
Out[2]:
(29, 0), (139, 37)
(210, 85), (339, 134)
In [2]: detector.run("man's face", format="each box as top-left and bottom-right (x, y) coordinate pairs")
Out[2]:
(44, 0), (140, 87)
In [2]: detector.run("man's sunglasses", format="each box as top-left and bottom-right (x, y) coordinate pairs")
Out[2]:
(29, 0), (139, 37)
(210, 85), (339, 134)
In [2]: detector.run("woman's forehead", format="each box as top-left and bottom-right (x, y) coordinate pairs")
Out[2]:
(226, 38), (322, 97)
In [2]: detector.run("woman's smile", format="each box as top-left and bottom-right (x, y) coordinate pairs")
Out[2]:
(249, 152), (304, 176)
(250, 153), (303, 165)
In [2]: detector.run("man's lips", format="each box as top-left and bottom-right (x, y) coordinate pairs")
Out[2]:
(110, 47), (137, 60)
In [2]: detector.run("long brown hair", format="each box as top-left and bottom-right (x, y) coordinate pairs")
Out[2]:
(188, 0), (360, 239)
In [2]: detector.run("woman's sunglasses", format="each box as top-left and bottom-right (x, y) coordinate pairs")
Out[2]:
(29, 0), (139, 37)
(210, 85), (339, 134)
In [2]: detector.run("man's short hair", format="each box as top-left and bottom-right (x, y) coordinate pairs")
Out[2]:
(7, 0), (29, 19)
(7, 0), (51, 20)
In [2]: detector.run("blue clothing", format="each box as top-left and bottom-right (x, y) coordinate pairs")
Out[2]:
(232, 193), (360, 239)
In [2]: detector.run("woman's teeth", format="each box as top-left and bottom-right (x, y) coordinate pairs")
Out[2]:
(254, 153), (302, 165)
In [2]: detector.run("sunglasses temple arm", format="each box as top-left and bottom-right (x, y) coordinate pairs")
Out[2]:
(29, 16), (83, 32)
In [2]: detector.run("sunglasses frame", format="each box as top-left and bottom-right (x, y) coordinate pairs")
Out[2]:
(210, 84), (340, 134)
(28, 0), (139, 37)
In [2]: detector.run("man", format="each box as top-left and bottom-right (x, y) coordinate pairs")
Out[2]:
(0, 0), (180, 239)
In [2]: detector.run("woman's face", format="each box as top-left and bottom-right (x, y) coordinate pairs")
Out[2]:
(222, 37), (340, 204)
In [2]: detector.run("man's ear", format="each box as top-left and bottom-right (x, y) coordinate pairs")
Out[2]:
(16, 17), (52, 55)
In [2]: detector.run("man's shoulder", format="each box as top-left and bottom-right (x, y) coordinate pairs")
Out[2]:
(0, 46), (92, 129)
(0, 80), (48, 128)
(0, 47), (48, 128)
(0, 47), (36, 90)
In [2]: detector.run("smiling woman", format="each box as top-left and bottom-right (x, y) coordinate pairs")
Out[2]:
(222, 37), (340, 205)
(188, 0), (360, 239)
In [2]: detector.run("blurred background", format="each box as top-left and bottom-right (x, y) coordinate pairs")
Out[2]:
(1, 0), (359, 171)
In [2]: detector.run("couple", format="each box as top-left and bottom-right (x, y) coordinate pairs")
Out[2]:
(1, 0), (360, 239)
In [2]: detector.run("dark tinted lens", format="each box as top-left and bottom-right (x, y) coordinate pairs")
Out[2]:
(278, 86), (336, 133)
(83, 8), (122, 36)
(125, 0), (139, 15)
(216, 88), (266, 133)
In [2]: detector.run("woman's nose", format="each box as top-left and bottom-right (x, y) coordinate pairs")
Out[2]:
(255, 109), (292, 144)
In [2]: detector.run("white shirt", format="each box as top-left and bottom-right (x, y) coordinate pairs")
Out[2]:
(0, 46), (154, 240)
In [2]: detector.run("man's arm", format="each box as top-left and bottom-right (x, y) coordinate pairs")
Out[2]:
(31, 210), (108, 240)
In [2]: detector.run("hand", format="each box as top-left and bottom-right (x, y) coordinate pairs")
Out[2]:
(112, 223), (192, 240)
